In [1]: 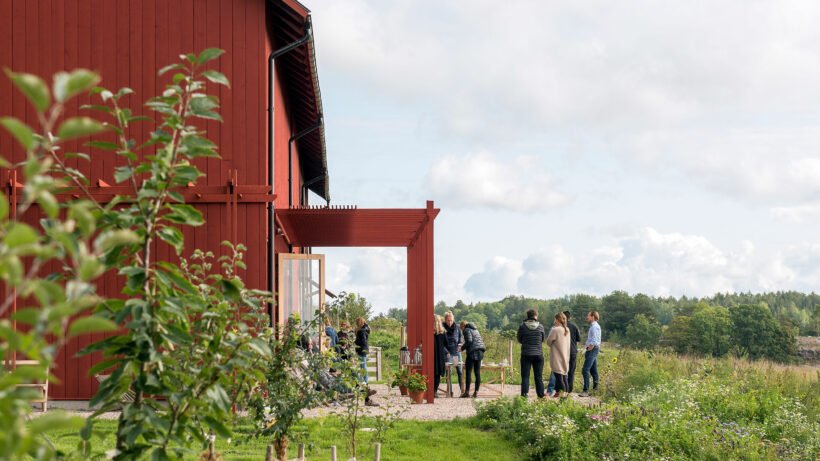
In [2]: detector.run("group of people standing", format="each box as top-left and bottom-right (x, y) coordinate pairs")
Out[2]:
(518, 310), (601, 398)
(433, 312), (486, 398)
(324, 316), (379, 406)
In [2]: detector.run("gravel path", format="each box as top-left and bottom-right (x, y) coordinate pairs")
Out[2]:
(51, 384), (601, 422)
(302, 384), (601, 421)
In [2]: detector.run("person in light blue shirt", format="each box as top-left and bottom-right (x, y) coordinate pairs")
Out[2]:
(580, 311), (601, 396)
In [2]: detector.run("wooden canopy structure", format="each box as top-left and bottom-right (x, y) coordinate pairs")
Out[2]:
(277, 201), (440, 402)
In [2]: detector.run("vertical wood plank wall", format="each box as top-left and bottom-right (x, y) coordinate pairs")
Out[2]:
(0, 0), (286, 399)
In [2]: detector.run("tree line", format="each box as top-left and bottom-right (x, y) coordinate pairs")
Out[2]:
(377, 291), (818, 362)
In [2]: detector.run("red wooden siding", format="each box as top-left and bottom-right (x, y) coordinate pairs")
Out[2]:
(0, 0), (306, 399)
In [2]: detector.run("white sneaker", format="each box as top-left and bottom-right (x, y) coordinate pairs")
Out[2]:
(579, 392), (590, 397)
(547, 390), (556, 398)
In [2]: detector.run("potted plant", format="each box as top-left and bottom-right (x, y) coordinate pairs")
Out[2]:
(406, 372), (427, 404)
(390, 368), (411, 396)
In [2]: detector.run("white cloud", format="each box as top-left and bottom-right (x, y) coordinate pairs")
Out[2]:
(314, 0), (820, 206)
(464, 257), (522, 300)
(770, 201), (820, 222)
(425, 152), (569, 212)
(463, 227), (818, 301)
(326, 248), (406, 312)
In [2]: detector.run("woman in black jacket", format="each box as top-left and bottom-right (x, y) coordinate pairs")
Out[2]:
(460, 321), (486, 398)
(433, 315), (448, 397)
(354, 317), (370, 383)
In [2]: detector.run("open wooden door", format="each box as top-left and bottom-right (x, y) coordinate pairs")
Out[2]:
(277, 253), (326, 350)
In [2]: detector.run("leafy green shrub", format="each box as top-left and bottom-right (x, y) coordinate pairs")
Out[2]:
(476, 352), (819, 461)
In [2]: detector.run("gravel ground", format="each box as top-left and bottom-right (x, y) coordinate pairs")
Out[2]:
(302, 384), (601, 421)
(51, 383), (601, 422)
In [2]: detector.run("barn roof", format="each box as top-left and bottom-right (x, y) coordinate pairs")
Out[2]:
(270, 0), (329, 201)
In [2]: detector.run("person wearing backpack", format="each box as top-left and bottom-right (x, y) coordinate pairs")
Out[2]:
(459, 321), (486, 398)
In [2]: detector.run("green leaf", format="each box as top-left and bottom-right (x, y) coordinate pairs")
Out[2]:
(95, 229), (141, 252)
(11, 307), (40, 326)
(37, 190), (59, 218)
(78, 257), (104, 281)
(202, 70), (230, 87)
(158, 63), (185, 76)
(69, 316), (118, 337)
(64, 152), (91, 161)
(57, 117), (106, 140)
(5, 69), (50, 113)
(65, 69), (101, 100)
(86, 140), (119, 151)
(68, 202), (95, 236)
(0, 191), (7, 220)
(54, 69), (101, 103)
(157, 226), (184, 253)
(5, 222), (38, 247)
(164, 203), (204, 226)
(87, 357), (121, 377)
(113, 165), (133, 184)
(171, 164), (202, 186)
(155, 263), (198, 295)
(0, 116), (35, 151)
(203, 416), (232, 438)
(220, 278), (242, 300)
(188, 94), (222, 121)
(150, 447), (170, 461)
(248, 337), (272, 359)
(196, 48), (225, 65)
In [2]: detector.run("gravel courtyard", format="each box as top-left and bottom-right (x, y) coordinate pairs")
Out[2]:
(302, 384), (601, 421)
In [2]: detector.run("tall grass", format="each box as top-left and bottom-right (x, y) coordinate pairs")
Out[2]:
(476, 348), (819, 460)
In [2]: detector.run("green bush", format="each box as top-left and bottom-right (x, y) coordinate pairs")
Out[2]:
(476, 350), (819, 461)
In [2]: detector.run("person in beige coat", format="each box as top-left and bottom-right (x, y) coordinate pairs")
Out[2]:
(546, 312), (571, 398)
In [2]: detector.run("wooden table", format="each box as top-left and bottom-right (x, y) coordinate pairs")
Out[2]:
(473, 363), (510, 397)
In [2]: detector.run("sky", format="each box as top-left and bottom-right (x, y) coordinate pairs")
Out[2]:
(308, 0), (820, 313)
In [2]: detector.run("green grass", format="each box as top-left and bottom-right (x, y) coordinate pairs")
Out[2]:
(47, 417), (524, 460)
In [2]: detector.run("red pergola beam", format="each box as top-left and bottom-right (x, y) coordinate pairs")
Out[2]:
(277, 201), (439, 402)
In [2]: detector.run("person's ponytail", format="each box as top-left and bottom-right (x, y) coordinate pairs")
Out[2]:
(555, 313), (569, 336)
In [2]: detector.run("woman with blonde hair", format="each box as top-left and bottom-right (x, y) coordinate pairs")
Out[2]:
(433, 315), (448, 397)
(546, 312), (571, 398)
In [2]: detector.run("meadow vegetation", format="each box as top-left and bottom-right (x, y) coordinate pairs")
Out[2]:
(475, 349), (818, 460)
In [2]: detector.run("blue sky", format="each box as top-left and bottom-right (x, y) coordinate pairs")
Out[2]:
(308, 0), (820, 313)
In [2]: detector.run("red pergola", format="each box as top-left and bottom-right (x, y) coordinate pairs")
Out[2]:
(277, 201), (440, 402)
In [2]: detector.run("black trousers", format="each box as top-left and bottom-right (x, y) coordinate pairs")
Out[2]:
(567, 352), (578, 393)
(553, 372), (568, 393)
(465, 352), (482, 394)
(520, 354), (545, 398)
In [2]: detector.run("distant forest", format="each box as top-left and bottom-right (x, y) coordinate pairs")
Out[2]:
(379, 291), (819, 362)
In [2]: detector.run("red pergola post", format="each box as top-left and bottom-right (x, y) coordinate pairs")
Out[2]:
(407, 201), (435, 402)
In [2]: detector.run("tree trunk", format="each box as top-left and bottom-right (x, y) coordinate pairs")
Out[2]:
(274, 436), (288, 461)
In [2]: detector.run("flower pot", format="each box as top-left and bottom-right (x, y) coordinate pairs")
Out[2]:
(409, 389), (425, 404)
(398, 385), (408, 396)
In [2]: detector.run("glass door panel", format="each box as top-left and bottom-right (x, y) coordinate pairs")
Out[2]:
(278, 253), (325, 350)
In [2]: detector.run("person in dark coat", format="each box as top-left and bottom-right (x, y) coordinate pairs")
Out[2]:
(443, 311), (464, 396)
(433, 315), (448, 397)
(354, 317), (370, 383)
(517, 309), (546, 398)
(336, 321), (351, 361)
(460, 321), (486, 398)
(563, 310), (582, 393)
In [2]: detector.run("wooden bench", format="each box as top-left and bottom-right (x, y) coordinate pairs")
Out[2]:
(5, 359), (49, 412)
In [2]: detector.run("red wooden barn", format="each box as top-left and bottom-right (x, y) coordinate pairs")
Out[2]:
(0, 0), (439, 402)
